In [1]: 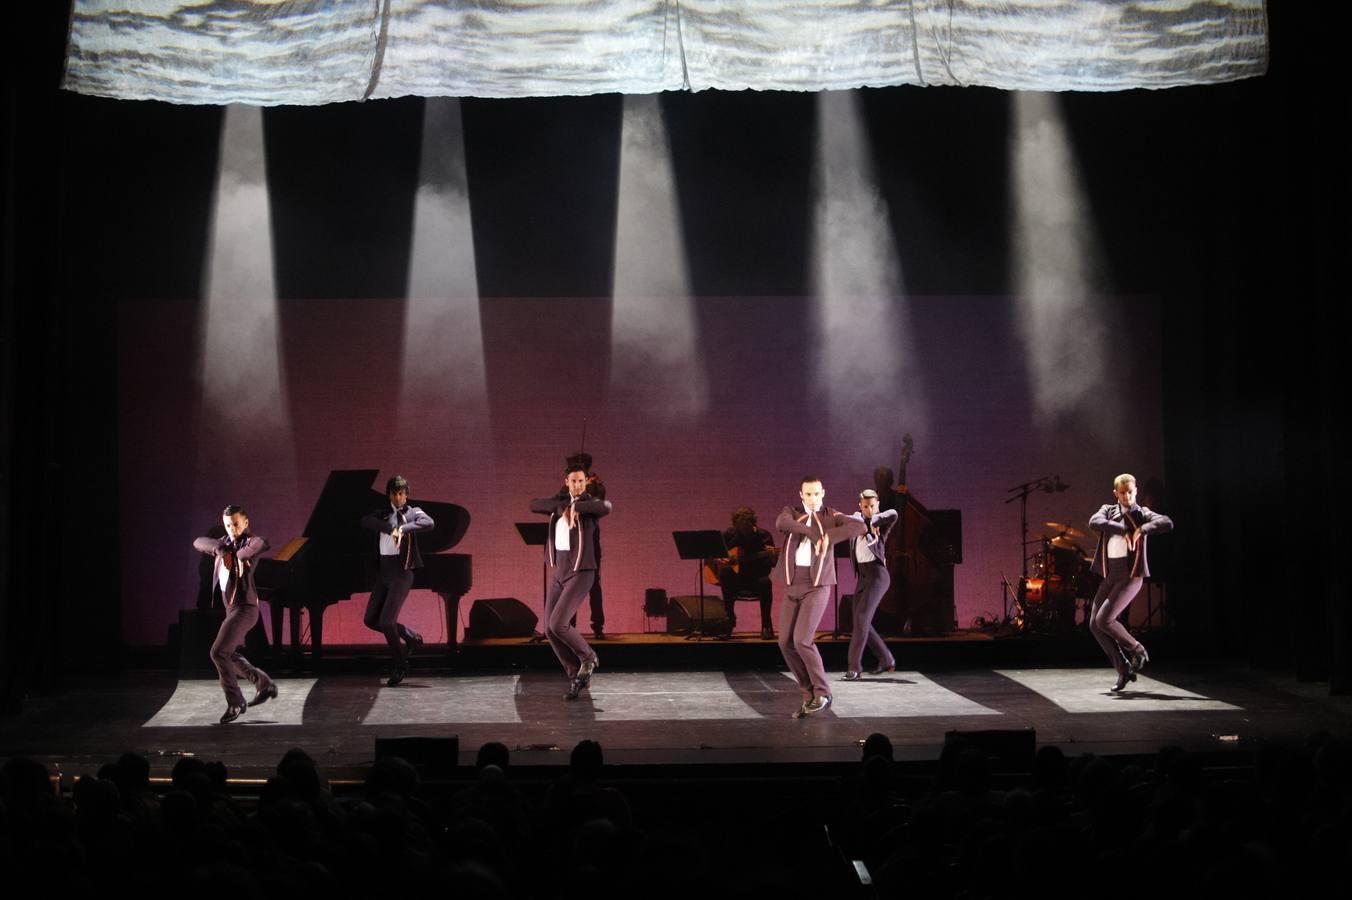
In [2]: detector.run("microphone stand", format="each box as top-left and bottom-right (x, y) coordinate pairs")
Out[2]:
(1004, 475), (1069, 626)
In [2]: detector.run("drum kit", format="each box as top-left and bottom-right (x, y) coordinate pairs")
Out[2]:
(1000, 475), (1098, 635)
(1017, 522), (1094, 633)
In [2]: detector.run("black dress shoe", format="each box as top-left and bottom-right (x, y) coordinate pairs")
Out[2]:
(791, 701), (809, 719)
(401, 633), (423, 664)
(761, 628), (775, 641)
(564, 678), (583, 700)
(250, 683), (278, 707)
(219, 705), (245, 724)
(576, 657), (598, 690)
(387, 665), (407, 687)
(1129, 646), (1150, 674)
(868, 664), (896, 676)
(841, 672), (862, 682)
(1111, 670), (1138, 692)
(803, 695), (832, 715)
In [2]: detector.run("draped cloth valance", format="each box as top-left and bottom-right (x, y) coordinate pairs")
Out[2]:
(63, 1), (1269, 105)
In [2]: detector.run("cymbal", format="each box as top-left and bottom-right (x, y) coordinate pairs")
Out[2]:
(1049, 535), (1086, 553)
(1044, 522), (1087, 538)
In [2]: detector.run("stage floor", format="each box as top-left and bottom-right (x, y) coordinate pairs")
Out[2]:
(3, 661), (1346, 778)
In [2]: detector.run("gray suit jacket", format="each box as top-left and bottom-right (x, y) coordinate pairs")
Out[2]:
(193, 533), (270, 607)
(530, 493), (611, 573)
(1089, 503), (1173, 578)
(848, 508), (898, 578)
(772, 505), (866, 588)
(361, 504), (436, 569)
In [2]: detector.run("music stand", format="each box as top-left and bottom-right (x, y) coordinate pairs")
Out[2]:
(514, 522), (550, 642)
(671, 530), (730, 641)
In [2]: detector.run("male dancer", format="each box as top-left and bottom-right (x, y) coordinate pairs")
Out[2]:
(717, 506), (778, 640)
(193, 505), (277, 724)
(361, 475), (435, 686)
(843, 489), (899, 680)
(773, 476), (866, 717)
(531, 463), (611, 699)
(1088, 473), (1173, 692)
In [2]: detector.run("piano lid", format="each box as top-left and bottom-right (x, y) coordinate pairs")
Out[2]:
(303, 468), (471, 554)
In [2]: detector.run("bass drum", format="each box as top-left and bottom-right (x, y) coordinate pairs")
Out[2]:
(1046, 546), (1083, 576)
(1049, 547), (1095, 598)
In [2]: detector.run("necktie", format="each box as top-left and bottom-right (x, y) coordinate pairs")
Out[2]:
(223, 539), (240, 605)
(396, 507), (413, 568)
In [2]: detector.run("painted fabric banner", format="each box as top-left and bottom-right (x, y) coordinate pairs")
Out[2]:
(64, 0), (1268, 105)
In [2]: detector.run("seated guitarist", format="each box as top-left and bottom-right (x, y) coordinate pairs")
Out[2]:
(714, 507), (779, 639)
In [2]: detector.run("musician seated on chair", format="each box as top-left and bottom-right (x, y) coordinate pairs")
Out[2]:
(713, 506), (779, 640)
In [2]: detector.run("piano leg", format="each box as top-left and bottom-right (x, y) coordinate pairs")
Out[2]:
(268, 601), (285, 657)
(288, 604), (303, 662)
(309, 603), (326, 663)
(437, 591), (463, 655)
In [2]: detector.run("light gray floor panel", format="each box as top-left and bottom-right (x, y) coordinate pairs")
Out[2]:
(590, 671), (764, 721)
(996, 668), (1241, 713)
(364, 675), (523, 725)
(817, 671), (1002, 718)
(143, 679), (317, 727)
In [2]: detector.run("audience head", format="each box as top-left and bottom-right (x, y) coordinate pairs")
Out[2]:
(570, 740), (604, 780)
(862, 732), (894, 763)
(476, 741), (510, 771)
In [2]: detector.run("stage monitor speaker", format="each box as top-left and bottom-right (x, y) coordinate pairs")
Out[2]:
(175, 609), (222, 677)
(175, 609), (268, 677)
(375, 736), (460, 775)
(467, 597), (538, 638)
(666, 594), (731, 635)
(644, 588), (670, 616)
(944, 728), (1036, 772)
(838, 594), (902, 636)
(929, 509), (964, 564)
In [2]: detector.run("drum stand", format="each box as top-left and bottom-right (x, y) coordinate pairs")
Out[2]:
(1141, 578), (1168, 631)
(999, 572), (1024, 630)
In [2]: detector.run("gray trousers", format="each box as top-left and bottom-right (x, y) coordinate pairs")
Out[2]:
(1089, 566), (1144, 675)
(365, 556), (419, 663)
(544, 568), (598, 679)
(779, 567), (832, 699)
(210, 602), (271, 708)
(848, 561), (895, 673)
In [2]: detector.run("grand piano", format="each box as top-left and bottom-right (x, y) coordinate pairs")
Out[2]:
(255, 469), (472, 661)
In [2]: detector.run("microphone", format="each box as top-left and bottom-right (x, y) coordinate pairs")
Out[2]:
(1043, 475), (1069, 493)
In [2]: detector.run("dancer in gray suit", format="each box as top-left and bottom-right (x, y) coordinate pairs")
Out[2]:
(531, 463), (612, 700)
(1088, 473), (1173, 692)
(772, 476), (866, 717)
(361, 475), (436, 686)
(193, 504), (277, 724)
(843, 489), (899, 680)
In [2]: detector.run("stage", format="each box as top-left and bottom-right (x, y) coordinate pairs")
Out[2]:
(3, 644), (1344, 780)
